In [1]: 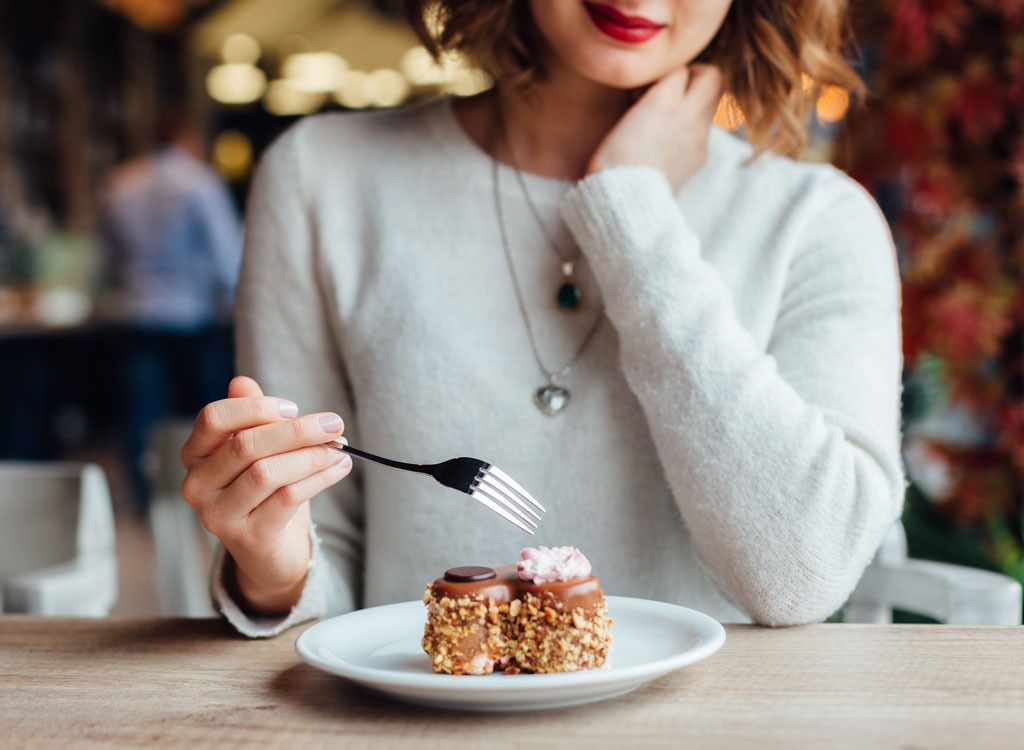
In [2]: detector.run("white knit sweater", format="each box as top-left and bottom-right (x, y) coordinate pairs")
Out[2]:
(213, 96), (905, 636)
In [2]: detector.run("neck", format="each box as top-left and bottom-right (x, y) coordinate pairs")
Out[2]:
(457, 66), (633, 181)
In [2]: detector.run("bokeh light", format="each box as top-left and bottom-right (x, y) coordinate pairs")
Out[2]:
(281, 52), (348, 94)
(205, 63), (267, 105)
(816, 86), (851, 124)
(714, 94), (745, 132)
(263, 80), (327, 116)
(211, 130), (253, 180)
(220, 33), (261, 65)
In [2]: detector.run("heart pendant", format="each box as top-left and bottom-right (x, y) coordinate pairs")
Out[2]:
(535, 384), (570, 416)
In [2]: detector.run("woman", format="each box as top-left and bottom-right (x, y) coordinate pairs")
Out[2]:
(182, 0), (905, 637)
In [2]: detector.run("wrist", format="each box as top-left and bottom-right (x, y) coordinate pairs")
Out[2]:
(236, 568), (307, 617)
(227, 548), (310, 617)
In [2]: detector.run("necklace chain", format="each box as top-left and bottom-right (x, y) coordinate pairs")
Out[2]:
(491, 156), (603, 385)
(495, 103), (580, 271)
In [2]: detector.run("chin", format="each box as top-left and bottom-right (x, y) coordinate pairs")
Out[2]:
(569, 55), (672, 91)
(544, 30), (692, 91)
(588, 68), (663, 90)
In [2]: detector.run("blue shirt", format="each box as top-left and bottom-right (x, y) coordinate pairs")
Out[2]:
(99, 146), (243, 329)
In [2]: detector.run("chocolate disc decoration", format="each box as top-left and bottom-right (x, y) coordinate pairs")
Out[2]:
(444, 566), (497, 583)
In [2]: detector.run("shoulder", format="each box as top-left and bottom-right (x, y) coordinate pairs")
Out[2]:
(699, 129), (897, 288)
(705, 128), (891, 248)
(100, 155), (154, 204)
(704, 127), (881, 219)
(162, 150), (232, 200)
(249, 99), (449, 206)
(262, 98), (446, 169)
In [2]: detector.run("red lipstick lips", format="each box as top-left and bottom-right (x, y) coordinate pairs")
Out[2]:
(584, 2), (666, 44)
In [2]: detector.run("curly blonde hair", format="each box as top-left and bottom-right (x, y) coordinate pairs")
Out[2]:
(405, 0), (865, 157)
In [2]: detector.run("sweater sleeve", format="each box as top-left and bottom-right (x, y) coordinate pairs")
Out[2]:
(209, 121), (364, 637)
(561, 165), (905, 626)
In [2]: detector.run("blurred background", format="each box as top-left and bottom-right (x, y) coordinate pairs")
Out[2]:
(0, 0), (1021, 618)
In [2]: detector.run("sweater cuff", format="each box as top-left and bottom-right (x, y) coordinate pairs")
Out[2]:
(561, 165), (699, 272)
(210, 522), (328, 639)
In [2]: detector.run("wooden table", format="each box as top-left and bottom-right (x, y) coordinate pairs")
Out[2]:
(1, 618), (1022, 749)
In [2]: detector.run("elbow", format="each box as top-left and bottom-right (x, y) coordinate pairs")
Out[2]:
(729, 521), (898, 627)
(734, 524), (895, 627)
(741, 582), (848, 627)
(692, 438), (906, 627)
(747, 457), (905, 627)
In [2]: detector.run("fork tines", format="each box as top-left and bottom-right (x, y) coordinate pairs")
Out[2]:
(470, 464), (546, 535)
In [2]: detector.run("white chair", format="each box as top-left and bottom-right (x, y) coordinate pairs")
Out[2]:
(146, 419), (216, 617)
(846, 521), (1022, 624)
(0, 462), (118, 615)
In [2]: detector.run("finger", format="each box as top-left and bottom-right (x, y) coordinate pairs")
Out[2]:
(641, 65), (691, 105)
(182, 391), (300, 465)
(184, 374), (268, 468)
(228, 375), (264, 399)
(195, 410), (346, 492)
(206, 442), (350, 536)
(246, 453), (354, 540)
(686, 64), (725, 106)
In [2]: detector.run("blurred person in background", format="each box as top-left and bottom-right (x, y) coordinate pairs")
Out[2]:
(97, 105), (242, 514)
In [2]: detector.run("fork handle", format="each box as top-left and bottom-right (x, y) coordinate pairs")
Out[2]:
(328, 442), (432, 475)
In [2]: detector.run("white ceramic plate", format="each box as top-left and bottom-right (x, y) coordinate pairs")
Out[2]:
(295, 595), (726, 711)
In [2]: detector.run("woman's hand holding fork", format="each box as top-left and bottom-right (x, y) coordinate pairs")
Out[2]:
(180, 375), (353, 615)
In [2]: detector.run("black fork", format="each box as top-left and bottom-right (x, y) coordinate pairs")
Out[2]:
(328, 442), (545, 534)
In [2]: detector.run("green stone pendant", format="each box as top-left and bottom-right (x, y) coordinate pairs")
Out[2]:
(557, 282), (581, 310)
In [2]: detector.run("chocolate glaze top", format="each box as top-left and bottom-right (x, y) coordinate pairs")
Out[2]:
(430, 564), (603, 611)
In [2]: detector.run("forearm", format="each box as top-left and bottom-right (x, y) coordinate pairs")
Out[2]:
(562, 166), (905, 624)
(221, 120), (364, 633)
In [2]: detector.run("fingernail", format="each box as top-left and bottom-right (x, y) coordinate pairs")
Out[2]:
(337, 454), (353, 468)
(335, 435), (349, 446)
(319, 414), (343, 433)
(279, 401), (298, 418)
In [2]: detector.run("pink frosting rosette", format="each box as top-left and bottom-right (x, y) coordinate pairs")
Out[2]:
(517, 546), (592, 584)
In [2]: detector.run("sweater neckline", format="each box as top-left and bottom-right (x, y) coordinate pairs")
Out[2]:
(426, 96), (575, 205)
(423, 95), (741, 203)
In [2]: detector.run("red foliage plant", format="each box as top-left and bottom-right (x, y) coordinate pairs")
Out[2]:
(836, 0), (1023, 580)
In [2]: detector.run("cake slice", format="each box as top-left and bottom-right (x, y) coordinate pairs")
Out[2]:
(421, 546), (612, 675)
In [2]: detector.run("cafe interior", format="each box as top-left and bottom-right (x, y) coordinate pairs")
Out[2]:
(0, 0), (1022, 741)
